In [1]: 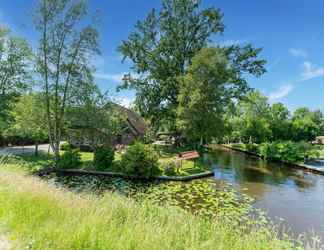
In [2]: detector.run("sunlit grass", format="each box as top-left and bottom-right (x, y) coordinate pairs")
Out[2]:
(0, 164), (305, 250)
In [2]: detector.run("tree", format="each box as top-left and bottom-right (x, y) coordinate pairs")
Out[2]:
(177, 47), (266, 145)
(118, 0), (225, 130)
(269, 103), (291, 141)
(236, 91), (272, 143)
(34, 0), (100, 166)
(7, 94), (48, 155)
(0, 26), (32, 134)
(66, 89), (125, 150)
(291, 107), (319, 141)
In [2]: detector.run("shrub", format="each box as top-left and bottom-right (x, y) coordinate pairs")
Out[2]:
(259, 141), (317, 163)
(163, 161), (180, 176)
(245, 143), (259, 154)
(93, 146), (115, 171)
(58, 149), (82, 169)
(60, 142), (71, 151)
(120, 142), (161, 178)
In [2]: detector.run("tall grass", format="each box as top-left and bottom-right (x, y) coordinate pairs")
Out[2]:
(0, 165), (317, 249)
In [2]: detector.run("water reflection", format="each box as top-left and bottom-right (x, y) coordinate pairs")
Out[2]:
(206, 146), (324, 237)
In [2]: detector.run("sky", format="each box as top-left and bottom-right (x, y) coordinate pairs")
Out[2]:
(1, 0), (324, 111)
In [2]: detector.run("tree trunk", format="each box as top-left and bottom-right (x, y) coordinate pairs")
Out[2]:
(35, 142), (39, 156)
(53, 141), (60, 168)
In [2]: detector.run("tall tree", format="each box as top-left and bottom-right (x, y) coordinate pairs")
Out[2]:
(118, 0), (224, 130)
(0, 27), (32, 132)
(291, 107), (319, 141)
(34, 0), (100, 166)
(177, 47), (266, 145)
(269, 103), (291, 141)
(236, 91), (272, 143)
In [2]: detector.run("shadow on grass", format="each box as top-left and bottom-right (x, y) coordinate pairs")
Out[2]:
(6, 153), (53, 172)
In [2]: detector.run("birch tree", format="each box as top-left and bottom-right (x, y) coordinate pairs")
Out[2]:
(34, 0), (100, 166)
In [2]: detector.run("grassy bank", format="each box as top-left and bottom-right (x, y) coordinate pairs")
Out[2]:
(227, 142), (320, 164)
(0, 163), (307, 249)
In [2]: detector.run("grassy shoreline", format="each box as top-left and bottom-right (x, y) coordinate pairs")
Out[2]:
(0, 161), (313, 249)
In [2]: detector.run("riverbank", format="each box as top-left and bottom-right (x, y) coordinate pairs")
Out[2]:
(218, 144), (324, 175)
(0, 164), (302, 250)
(40, 168), (214, 182)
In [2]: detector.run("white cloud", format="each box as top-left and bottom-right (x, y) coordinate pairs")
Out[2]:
(94, 72), (126, 82)
(301, 61), (324, 81)
(115, 96), (134, 108)
(268, 84), (294, 102)
(289, 48), (307, 58)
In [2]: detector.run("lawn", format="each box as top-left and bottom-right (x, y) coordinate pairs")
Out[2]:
(0, 163), (304, 250)
(12, 145), (211, 177)
(154, 144), (211, 176)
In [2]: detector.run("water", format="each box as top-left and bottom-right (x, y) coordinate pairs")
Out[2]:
(206, 146), (324, 237)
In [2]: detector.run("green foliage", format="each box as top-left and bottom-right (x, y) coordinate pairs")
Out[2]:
(259, 141), (317, 163)
(60, 142), (72, 151)
(34, 0), (100, 166)
(119, 0), (264, 133)
(66, 98), (126, 150)
(291, 107), (320, 142)
(224, 90), (324, 144)
(0, 27), (32, 135)
(58, 149), (82, 169)
(93, 146), (115, 171)
(121, 142), (161, 178)
(5, 94), (48, 147)
(162, 161), (179, 176)
(245, 143), (260, 154)
(269, 103), (291, 141)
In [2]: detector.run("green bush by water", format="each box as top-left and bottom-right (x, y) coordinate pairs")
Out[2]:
(121, 142), (161, 178)
(58, 149), (82, 169)
(93, 146), (115, 171)
(259, 141), (319, 163)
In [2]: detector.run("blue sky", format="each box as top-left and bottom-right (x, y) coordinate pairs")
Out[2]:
(1, 0), (324, 110)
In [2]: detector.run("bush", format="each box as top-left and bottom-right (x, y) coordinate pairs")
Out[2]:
(58, 149), (82, 169)
(60, 142), (71, 151)
(245, 143), (259, 154)
(259, 141), (317, 163)
(163, 160), (180, 176)
(120, 142), (161, 178)
(93, 146), (115, 171)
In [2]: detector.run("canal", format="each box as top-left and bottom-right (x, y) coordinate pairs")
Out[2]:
(206, 146), (324, 238)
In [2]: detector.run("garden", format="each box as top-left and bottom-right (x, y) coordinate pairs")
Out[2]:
(38, 142), (212, 179)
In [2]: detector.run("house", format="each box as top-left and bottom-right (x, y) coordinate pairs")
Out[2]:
(113, 104), (148, 145)
(313, 136), (324, 145)
(68, 103), (148, 150)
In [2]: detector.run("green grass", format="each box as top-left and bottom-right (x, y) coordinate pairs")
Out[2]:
(155, 145), (211, 176)
(0, 164), (307, 250)
(14, 146), (209, 177)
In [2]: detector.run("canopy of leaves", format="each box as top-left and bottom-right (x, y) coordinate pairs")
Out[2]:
(5, 93), (48, 142)
(34, 0), (100, 161)
(0, 27), (32, 132)
(118, 0), (225, 130)
(177, 47), (266, 144)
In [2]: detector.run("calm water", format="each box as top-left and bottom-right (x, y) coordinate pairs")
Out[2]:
(206, 146), (324, 237)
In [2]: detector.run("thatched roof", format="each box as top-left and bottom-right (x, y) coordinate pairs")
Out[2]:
(113, 103), (148, 137)
(68, 102), (148, 138)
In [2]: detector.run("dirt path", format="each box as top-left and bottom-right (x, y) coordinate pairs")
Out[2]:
(0, 236), (11, 250)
